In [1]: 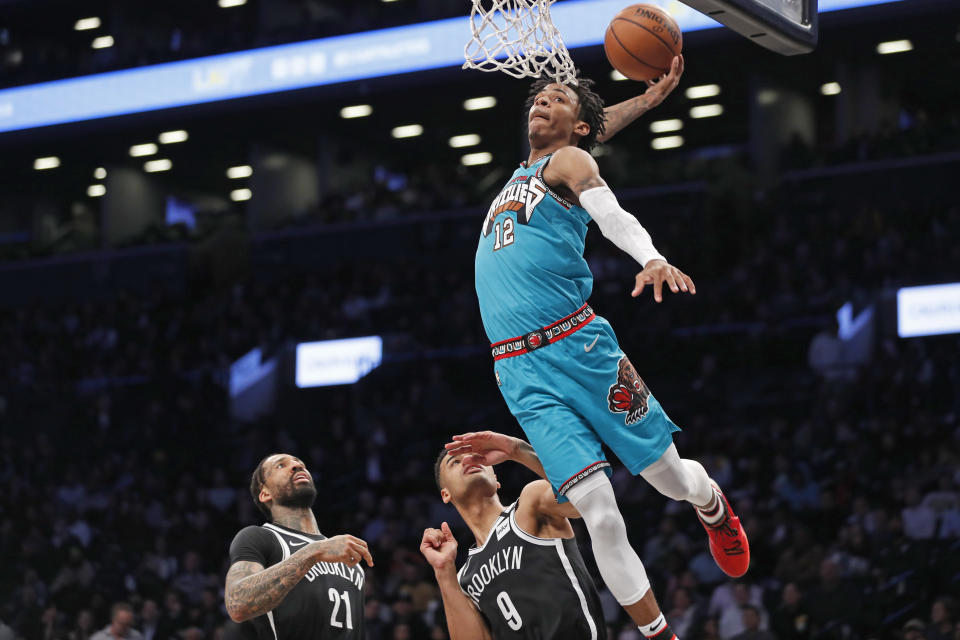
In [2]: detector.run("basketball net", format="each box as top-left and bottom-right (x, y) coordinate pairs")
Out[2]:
(463, 0), (578, 85)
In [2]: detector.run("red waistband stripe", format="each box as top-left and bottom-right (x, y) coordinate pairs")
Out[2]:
(491, 303), (596, 361)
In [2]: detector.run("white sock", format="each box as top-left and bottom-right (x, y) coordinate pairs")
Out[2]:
(639, 613), (667, 636)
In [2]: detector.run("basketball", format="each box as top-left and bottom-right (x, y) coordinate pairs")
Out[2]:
(604, 4), (683, 82)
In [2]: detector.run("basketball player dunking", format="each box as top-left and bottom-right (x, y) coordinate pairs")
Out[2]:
(471, 62), (750, 639)
(224, 454), (373, 640)
(422, 431), (622, 640)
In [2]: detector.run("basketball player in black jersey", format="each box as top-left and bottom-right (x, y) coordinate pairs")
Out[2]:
(224, 453), (373, 640)
(421, 431), (679, 640)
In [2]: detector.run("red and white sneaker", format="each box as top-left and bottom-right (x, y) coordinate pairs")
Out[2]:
(697, 486), (750, 578)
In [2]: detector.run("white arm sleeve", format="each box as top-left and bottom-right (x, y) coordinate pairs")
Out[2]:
(579, 186), (665, 267)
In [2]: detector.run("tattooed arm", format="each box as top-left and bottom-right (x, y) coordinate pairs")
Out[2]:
(597, 55), (684, 143)
(224, 535), (372, 622)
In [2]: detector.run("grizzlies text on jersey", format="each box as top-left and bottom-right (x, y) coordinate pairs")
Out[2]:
(457, 502), (606, 640)
(228, 523), (365, 640)
(475, 154), (595, 344)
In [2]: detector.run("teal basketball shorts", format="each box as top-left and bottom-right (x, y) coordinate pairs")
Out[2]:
(491, 306), (680, 500)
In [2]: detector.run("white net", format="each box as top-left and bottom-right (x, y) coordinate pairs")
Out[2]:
(463, 0), (578, 85)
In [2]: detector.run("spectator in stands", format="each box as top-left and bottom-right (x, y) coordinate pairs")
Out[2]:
(731, 605), (775, 640)
(770, 583), (810, 640)
(91, 603), (141, 640)
(927, 598), (957, 640)
(138, 600), (160, 640)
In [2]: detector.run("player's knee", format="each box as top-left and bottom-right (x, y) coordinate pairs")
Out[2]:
(586, 507), (628, 543)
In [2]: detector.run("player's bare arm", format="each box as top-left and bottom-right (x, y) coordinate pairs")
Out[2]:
(420, 523), (493, 640)
(446, 431), (580, 526)
(544, 146), (696, 303)
(446, 431), (546, 477)
(598, 55), (684, 143)
(224, 535), (373, 622)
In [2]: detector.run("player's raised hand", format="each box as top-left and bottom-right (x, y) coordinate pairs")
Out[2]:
(420, 522), (459, 571)
(642, 55), (684, 107)
(632, 259), (696, 303)
(312, 534), (374, 567)
(445, 431), (518, 467)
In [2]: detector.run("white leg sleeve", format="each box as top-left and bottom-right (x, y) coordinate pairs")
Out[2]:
(565, 472), (651, 606)
(639, 443), (714, 507)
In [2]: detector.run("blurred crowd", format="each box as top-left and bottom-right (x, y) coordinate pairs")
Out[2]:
(0, 0), (462, 88)
(0, 160), (958, 640)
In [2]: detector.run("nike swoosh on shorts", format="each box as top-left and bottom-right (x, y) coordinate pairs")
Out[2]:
(584, 334), (599, 352)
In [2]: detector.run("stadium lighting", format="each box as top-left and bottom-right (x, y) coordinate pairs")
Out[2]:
(231, 188), (252, 201)
(33, 156), (60, 170)
(74, 17), (101, 31)
(129, 143), (158, 157)
(685, 84), (720, 99)
(94, 167), (107, 179)
(87, 184), (106, 197)
(92, 36), (114, 50)
(391, 124), (423, 139)
(690, 104), (724, 118)
(461, 152), (493, 166)
(340, 105), (373, 119)
(218, 0), (247, 7)
(651, 136), (684, 150)
(876, 39), (913, 54)
(650, 119), (683, 133)
(227, 165), (253, 179)
(610, 70), (628, 81)
(144, 159), (172, 172)
(449, 134), (481, 148)
(463, 96), (497, 111)
(158, 130), (189, 144)
(820, 82), (841, 96)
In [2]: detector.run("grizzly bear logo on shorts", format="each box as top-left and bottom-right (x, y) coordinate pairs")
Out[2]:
(606, 356), (651, 425)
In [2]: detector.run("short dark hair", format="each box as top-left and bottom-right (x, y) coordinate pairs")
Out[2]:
(524, 72), (606, 151)
(111, 602), (133, 620)
(250, 454), (279, 520)
(434, 449), (449, 491)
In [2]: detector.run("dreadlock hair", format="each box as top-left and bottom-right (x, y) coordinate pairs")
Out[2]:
(250, 453), (280, 520)
(524, 71), (606, 152)
(434, 449), (449, 492)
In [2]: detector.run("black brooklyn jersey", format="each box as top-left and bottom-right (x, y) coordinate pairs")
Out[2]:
(457, 502), (607, 640)
(228, 523), (364, 640)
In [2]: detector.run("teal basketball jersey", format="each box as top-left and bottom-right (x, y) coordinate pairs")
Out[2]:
(475, 154), (594, 343)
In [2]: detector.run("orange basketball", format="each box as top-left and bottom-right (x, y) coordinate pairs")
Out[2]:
(604, 4), (683, 82)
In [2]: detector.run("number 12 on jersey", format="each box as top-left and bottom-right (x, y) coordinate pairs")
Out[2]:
(493, 218), (515, 251)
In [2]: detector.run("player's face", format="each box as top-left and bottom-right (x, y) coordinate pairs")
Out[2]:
(528, 84), (589, 147)
(438, 452), (499, 504)
(260, 453), (317, 510)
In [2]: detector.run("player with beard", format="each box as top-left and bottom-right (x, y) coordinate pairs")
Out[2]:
(224, 454), (373, 639)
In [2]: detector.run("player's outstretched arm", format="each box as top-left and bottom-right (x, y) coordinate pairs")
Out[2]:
(420, 523), (493, 640)
(519, 479), (582, 523)
(224, 535), (373, 622)
(597, 55), (684, 143)
(544, 146), (696, 303)
(446, 431), (546, 479)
